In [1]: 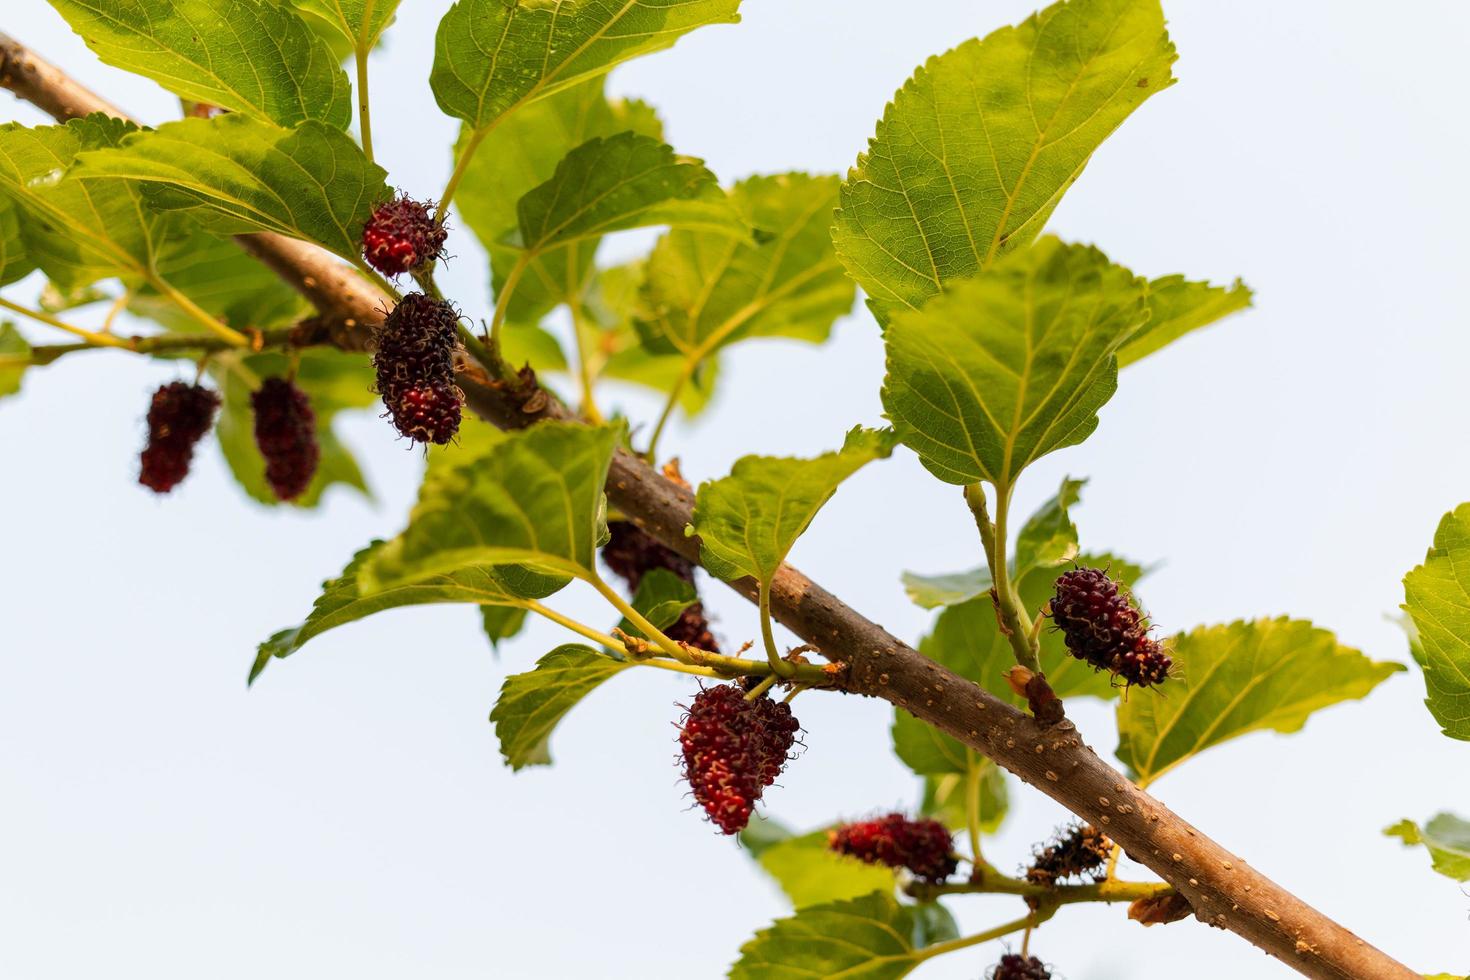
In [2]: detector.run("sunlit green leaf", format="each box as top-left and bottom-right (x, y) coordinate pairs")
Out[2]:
(47, 0), (351, 127)
(694, 427), (895, 586)
(1117, 619), (1404, 786)
(1385, 815), (1470, 882)
(361, 421), (623, 592)
(745, 827), (897, 909)
(481, 604), (531, 652)
(832, 0), (1174, 319)
(637, 173), (854, 361)
(0, 323), (30, 400)
(882, 238), (1147, 487)
(290, 0), (402, 48)
(130, 230), (309, 333)
(69, 115), (389, 260)
(0, 195), (34, 286)
(513, 133), (745, 256)
(1011, 476), (1085, 581)
(730, 891), (958, 980)
(617, 568), (697, 635)
(1402, 503), (1470, 741)
(490, 644), (630, 769)
(1118, 275), (1253, 367)
(0, 116), (176, 288)
(431, 0), (739, 132)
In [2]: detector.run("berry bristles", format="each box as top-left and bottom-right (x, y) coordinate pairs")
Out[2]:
(373, 292), (463, 445)
(602, 520), (695, 589)
(1050, 567), (1172, 688)
(361, 195), (447, 277)
(251, 378), (319, 501)
(679, 685), (799, 835)
(138, 381), (220, 493)
(1026, 822), (1113, 886)
(828, 813), (957, 883)
(989, 954), (1051, 980)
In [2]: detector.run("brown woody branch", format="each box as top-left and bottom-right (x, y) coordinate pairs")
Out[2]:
(0, 34), (1415, 979)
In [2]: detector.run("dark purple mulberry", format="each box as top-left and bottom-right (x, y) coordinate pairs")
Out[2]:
(1026, 822), (1113, 886)
(828, 813), (957, 882)
(361, 195), (447, 277)
(602, 521), (719, 653)
(989, 954), (1051, 980)
(251, 378), (319, 501)
(138, 381), (220, 493)
(679, 685), (799, 835)
(1050, 567), (1171, 688)
(373, 292), (463, 445)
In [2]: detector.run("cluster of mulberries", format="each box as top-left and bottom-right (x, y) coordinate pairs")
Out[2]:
(361, 196), (447, 277)
(372, 292), (463, 445)
(989, 954), (1051, 980)
(827, 813), (957, 883)
(679, 684), (799, 835)
(251, 378), (319, 501)
(1025, 822), (1113, 887)
(603, 520), (719, 653)
(138, 381), (220, 493)
(1050, 567), (1172, 688)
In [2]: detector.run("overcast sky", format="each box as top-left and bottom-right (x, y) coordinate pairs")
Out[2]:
(2, 1), (1467, 977)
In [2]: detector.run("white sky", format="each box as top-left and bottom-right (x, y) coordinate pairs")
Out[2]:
(2, 1), (1467, 977)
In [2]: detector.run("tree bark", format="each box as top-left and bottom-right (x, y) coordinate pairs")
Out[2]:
(0, 33), (1416, 979)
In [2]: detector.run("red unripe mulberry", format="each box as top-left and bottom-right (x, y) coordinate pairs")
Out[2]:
(1050, 567), (1172, 688)
(990, 954), (1051, 980)
(251, 378), (319, 501)
(679, 685), (799, 835)
(138, 381), (220, 493)
(372, 292), (463, 445)
(828, 813), (957, 882)
(361, 196), (447, 277)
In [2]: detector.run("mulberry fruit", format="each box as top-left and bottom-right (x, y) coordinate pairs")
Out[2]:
(1026, 823), (1112, 886)
(361, 196), (447, 277)
(1050, 567), (1172, 688)
(138, 381), (220, 493)
(989, 954), (1051, 980)
(828, 813), (957, 883)
(679, 685), (799, 835)
(251, 378), (319, 501)
(373, 292), (463, 445)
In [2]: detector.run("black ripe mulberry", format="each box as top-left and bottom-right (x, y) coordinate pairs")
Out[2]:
(1026, 822), (1113, 886)
(138, 381), (220, 493)
(361, 196), (447, 277)
(990, 954), (1051, 980)
(828, 813), (957, 883)
(679, 685), (799, 835)
(251, 378), (319, 501)
(1050, 567), (1172, 688)
(603, 521), (719, 653)
(373, 292), (463, 445)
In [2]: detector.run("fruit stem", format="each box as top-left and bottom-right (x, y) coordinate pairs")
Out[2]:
(523, 599), (630, 653)
(489, 251), (529, 359)
(965, 752), (986, 866)
(0, 295), (134, 349)
(743, 674), (779, 701)
(354, 1), (376, 163)
(142, 274), (250, 347)
(911, 910), (1052, 964)
(907, 875), (1172, 905)
(966, 482), (1040, 673)
(759, 579), (797, 678)
(644, 355), (695, 461)
(437, 126), (488, 224)
(567, 295), (605, 423)
(587, 571), (692, 663)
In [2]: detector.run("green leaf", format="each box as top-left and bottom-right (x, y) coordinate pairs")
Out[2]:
(730, 891), (957, 980)
(1011, 476), (1085, 581)
(919, 764), (1007, 834)
(252, 540), (563, 682)
(0, 116), (176, 288)
(431, 0), (739, 133)
(69, 114), (389, 260)
(1118, 276), (1253, 367)
(619, 568), (697, 633)
(1116, 619), (1404, 786)
(454, 77), (662, 325)
(637, 173), (854, 361)
(0, 323), (30, 400)
(481, 604), (530, 652)
(1402, 503), (1470, 741)
(46, 0), (353, 128)
(361, 421), (623, 592)
(211, 346), (381, 507)
(290, 0), (402, 49)
(512, 133), (745, 256)
(0, 196), (34, 286)
(130, 229), (309, 333)
(1385, 815), (1470, 882)
(832, 0), (1175, 319)
(490, 644), (630, 769)
(882, 238), (1147, 487)
(749, 829), (897, 909)
(900, 566), (993, 611)
(694, 427), (895, 585)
